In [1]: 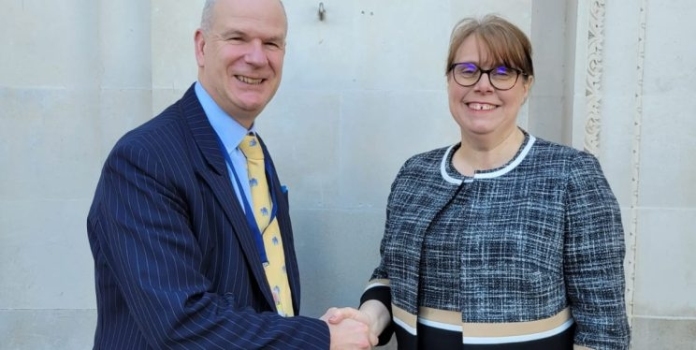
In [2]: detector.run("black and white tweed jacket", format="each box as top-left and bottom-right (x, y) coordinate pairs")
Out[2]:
(362, 134), (630, 349)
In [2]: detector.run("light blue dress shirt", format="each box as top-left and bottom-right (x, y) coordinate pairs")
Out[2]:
(194, 82), (253, 210)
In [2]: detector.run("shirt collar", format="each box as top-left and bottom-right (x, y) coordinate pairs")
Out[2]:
(194, 81), (255, 154)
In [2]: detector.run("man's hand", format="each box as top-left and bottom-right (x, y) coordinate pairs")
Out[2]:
(323, 307), (375, 329)
(321, 307), (377, 349)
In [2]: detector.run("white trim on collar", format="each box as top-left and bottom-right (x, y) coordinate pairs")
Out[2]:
(440, 135), (536, 184)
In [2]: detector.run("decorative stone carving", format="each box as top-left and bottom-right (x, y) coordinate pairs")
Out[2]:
(584, 0), (606, 156)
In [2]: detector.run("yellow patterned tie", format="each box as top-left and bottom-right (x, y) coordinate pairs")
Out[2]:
(238, 134), (294, 317)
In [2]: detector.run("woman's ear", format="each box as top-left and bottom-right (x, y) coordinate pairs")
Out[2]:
(522, 75), (534, 103)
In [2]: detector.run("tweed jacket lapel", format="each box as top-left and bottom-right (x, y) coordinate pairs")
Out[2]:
(387, 147), (463, 316)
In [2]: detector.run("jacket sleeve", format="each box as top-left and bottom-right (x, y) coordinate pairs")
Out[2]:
(563, 152), (631, 349)
(89, 139), (330, 350)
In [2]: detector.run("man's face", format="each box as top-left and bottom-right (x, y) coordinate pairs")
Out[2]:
(195, 0), (287, 128)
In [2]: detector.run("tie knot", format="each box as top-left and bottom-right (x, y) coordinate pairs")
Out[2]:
(239, 134), (264, 160)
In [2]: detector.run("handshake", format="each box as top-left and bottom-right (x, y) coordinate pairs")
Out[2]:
(320, 300), (388, 350)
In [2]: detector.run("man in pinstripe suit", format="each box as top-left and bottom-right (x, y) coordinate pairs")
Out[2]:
(86, 0), (375, 348)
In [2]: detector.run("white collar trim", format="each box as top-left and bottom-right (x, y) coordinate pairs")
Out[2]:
(440, 135), (536, 185)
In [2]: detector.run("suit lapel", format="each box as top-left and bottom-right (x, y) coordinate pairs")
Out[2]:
(179, 85), (275, 309)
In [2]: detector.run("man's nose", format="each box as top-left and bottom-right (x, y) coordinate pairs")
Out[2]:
(245, 40), (267, 65)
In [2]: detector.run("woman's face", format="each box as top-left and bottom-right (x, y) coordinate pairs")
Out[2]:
(447, 34), (532, 141)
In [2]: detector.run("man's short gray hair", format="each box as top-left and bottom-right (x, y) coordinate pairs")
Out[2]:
(200, 0), (286, 32)
(200, 0), (216, 32)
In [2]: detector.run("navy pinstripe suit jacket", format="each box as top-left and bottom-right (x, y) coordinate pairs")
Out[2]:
(87, 85), (329, 349)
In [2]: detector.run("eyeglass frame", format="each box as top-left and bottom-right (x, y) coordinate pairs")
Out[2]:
(448, 62), (529, 91)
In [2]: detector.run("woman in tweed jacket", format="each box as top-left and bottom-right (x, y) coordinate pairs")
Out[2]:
(328, 15), (630, 349)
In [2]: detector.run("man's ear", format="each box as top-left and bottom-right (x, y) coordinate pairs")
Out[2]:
(194, 29), (206, 67)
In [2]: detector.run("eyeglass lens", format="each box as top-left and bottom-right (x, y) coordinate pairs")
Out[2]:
(452, 63), (519, 90)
